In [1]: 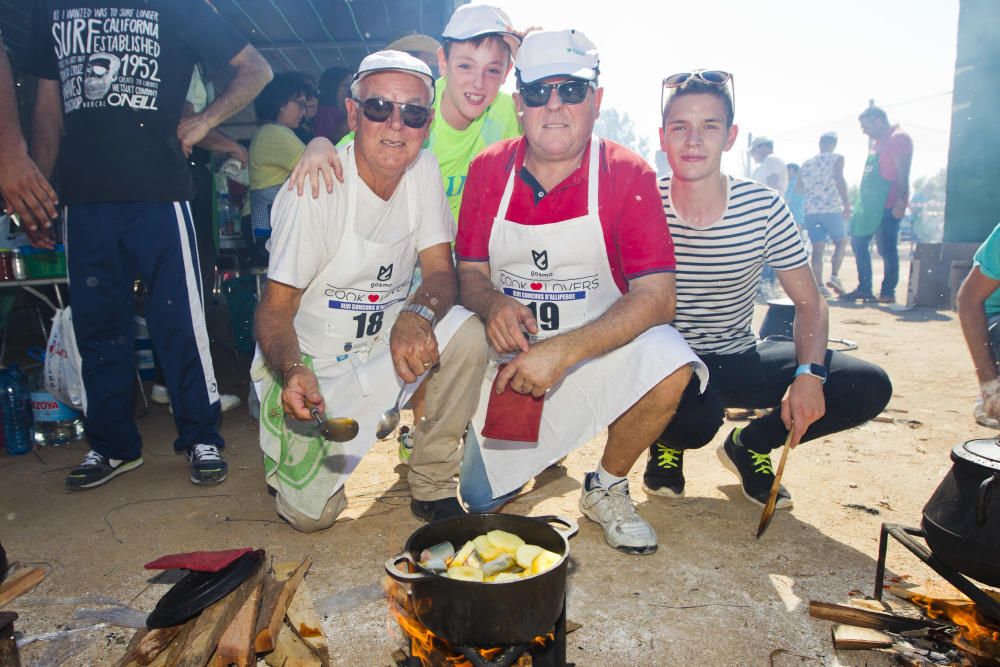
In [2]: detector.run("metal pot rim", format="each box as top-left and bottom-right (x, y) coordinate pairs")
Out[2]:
(952, 439), (1000, 471)
(385, 514), (577, 584)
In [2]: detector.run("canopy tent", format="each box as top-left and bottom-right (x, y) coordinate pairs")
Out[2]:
(1, 0), (457, 76)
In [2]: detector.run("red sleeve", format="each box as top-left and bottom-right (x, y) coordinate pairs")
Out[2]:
(455, 139), (519, 261)
(605, 143), (676, 280)
(888, 132), (914, 160)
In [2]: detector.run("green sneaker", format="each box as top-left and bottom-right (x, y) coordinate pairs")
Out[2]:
(717, 431), (792, 509)
(642, 441), (685, 497)
(397, 427), (414, 465)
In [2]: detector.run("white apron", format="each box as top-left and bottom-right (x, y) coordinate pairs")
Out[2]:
(252, 147), (471, 519)
(469, 137), (708, 497)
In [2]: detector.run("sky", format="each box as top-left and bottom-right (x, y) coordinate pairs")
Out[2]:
(472, 0), (960, 187)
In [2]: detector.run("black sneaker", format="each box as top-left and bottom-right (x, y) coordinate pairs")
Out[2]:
(186, 444), (228, 485)
(716, 431), (792, 510)
(838, 290), (877, 304)
(66, 450), (143, 490)
(643, 441), (685, 498)
(410, 497), (467, 523)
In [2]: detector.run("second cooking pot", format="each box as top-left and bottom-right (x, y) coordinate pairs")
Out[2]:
(921, 438), (1000, 586)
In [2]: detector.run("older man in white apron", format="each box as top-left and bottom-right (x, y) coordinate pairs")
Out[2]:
(454, 30), (707, 555)
(253, 51), (486, 532)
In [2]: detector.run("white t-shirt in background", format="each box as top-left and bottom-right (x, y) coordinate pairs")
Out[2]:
(268, 147), (454, 290)
(752, 155), (788, 195)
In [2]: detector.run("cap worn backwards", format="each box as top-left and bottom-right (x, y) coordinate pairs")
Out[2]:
(442, 4), (521, 57)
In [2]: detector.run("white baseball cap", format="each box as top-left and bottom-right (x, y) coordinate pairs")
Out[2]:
(442, 4), (520, 57)
(820, 131), (838, 142)
(516, 29), (599, 85)
(351, 50), (435, 100)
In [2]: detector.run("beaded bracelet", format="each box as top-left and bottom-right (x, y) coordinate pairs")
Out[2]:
(283, 361), (308, 383)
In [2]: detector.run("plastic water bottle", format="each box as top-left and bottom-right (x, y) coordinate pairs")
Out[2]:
(30, 368), (84, 446)
(1, 366), (34, 455)
(248, 383), (260, 420)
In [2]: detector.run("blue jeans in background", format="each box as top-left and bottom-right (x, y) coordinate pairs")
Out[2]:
(459, 429), (522, 512)
(851, 209), (901, 298)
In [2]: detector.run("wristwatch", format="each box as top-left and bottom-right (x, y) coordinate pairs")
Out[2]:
(401, 303), (436, 327)
(794, 363), (828, 384)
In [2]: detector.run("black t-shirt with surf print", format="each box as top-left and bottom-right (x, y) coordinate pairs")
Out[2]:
(25, 0), (246, 204)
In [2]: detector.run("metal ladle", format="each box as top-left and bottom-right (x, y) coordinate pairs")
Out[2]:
(310, 406), (359, 442)
(375, 385), (407, 439)
(375, 364), (439, 439)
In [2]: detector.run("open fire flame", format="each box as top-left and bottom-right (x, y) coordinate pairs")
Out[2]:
(912, 594), (1000, 658)
(383, 576), (552, 666)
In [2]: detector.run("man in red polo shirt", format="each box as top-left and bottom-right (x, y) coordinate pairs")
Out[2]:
(455, 29), (706, 555)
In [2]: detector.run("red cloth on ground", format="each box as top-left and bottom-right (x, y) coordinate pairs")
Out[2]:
(144, 547), (254, 572)
(481, 364), (545, 443)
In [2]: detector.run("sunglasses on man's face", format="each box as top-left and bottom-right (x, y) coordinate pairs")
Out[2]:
(518, 79), (593, 108)
(355, 97), (431, 129)
(660, 70), (735, 116)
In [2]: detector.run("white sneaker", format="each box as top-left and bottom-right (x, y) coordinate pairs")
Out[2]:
(827, 275), (846, 296)
(974, 399), (1000, 429)
(150, 383), (170, 404)
(579, 473), (657, 554)
(167, 393), (242, 414)
(219, 394), (242, 412)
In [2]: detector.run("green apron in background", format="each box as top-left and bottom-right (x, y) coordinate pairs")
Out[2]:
(850, 151), (892, 236)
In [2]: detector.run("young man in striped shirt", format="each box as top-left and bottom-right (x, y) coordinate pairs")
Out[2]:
(644, 71), (892, 508)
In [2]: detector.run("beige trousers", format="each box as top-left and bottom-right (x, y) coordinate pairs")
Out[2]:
(407, 315), (488, 501)
(276, 486), (347, 533)
(275, 315), (487, 531)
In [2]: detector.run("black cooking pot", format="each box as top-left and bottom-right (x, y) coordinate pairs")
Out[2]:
(385, 514), (577, 647)
(921, 438), (1000, 586)
(758, 298), (795, 340)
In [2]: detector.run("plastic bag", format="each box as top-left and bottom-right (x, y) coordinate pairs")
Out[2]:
(43, 307), (86, 413)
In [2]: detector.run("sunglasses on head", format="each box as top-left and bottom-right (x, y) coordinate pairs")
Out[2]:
(354, 96), (431, 129)
(660, 70), (735, 115)
(518, 79), (594, 108)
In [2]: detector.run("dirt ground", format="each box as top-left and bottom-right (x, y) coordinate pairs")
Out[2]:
(2, 251), (997, 667)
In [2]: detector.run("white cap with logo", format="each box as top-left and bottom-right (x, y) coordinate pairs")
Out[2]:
(516, 29), (599, 85)
(442, 4), (521, 57)
(351, 50), (435, 100)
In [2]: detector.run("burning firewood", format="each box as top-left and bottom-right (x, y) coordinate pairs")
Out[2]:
(831, 624), (895, 650)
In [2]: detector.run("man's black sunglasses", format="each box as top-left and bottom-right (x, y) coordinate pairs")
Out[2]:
(518, 79), (594, 108)
(354, 97), (431, 129)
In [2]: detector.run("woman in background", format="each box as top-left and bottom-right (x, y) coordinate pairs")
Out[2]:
(248, 73), (309, 264)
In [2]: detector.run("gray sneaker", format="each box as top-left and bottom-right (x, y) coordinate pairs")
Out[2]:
(66, 450), (143, 490)
(579, 473), (657, 554)
(186, 444), (228, 485)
